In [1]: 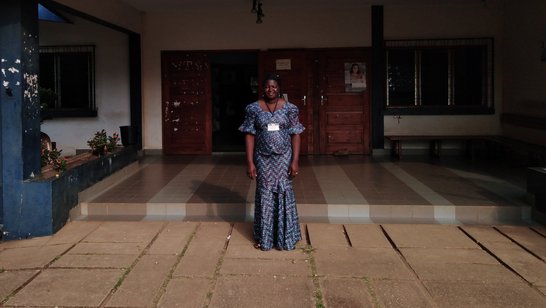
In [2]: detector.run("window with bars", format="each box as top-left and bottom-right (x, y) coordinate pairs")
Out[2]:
(385, 38), (494, 115)
(39, 45), (97, 118)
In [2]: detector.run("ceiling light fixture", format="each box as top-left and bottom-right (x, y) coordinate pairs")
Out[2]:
(251, 0), (264, 24)
(251, 0), (257, 13)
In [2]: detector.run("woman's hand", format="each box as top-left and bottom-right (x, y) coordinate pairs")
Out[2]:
(289, 161), (299, 178)
(247, 163), (257, 180)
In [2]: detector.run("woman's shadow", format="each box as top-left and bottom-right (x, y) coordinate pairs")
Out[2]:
(191, 180), (249, 222)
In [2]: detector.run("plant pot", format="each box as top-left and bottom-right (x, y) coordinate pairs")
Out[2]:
(120, 125), (137, 146)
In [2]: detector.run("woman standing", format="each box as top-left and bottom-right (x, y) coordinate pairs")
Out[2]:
(239, 73), (304, 251)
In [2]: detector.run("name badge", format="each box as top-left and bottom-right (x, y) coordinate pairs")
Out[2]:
(267, 123), (280, 131)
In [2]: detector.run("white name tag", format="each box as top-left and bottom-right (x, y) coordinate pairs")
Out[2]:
(267, 123), (280, 131)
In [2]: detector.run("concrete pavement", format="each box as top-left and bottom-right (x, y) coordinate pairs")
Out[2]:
(1, 221), (545, 307)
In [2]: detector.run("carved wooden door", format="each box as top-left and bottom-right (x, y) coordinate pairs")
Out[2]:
(161, 52), (212, 154)
(258, 50), (311, 154)
(314, 48), (371, 154)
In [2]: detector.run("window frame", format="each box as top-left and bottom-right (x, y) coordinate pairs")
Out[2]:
(384, 38), (494, 115)
(39, 45), (97, 118)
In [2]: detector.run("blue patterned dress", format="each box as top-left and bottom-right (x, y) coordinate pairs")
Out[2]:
(239, 101), (305, 250)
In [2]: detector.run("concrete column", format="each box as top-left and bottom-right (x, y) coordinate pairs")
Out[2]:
(371, 5), (385, 149)
(0, 0), (41, 239)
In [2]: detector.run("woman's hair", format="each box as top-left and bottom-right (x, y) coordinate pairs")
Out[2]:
(262, 73), (281, 88)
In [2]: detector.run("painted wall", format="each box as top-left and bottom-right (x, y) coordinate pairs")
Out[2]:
(39, 13), (131, 154)
(502, 0), (546, 145)
(141, 1), (504, 150)
(383, 1), (504, 137)
(55, 0), (142, 33)
(53, 1), (507, 151)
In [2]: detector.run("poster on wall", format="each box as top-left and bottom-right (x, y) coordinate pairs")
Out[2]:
(344, 62), (366, 92)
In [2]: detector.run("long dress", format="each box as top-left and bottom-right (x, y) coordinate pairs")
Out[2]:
(239, 101), (305, 250)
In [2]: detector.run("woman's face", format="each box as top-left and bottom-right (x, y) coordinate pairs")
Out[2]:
(351, 65), (359, 73)
(263, 80), (279, 100)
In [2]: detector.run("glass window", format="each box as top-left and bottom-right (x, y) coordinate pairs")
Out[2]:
(421, 49), (448, 106)
(39, 45), (96, 118)
(385, 38), (493, 115)
(387, 49), (415, 106)
(453, 47), (484, 106)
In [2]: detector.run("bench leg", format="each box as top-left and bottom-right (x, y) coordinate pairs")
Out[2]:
(390, 140), (401, 160)
(430, 140), (441, 158)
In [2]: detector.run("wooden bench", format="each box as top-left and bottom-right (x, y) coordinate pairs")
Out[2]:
(385, 134), (546, 164)
(384, 135), (490, 160)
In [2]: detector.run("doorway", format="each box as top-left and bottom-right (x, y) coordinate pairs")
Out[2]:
(210, 52), (258, 152)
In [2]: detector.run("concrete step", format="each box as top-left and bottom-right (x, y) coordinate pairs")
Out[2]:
(73, 201), (532, 225)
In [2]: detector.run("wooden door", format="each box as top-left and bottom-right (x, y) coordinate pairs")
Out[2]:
(161, 51), (212, 154)
(259, 50), (312, 154)
(314, 49), (371, 154)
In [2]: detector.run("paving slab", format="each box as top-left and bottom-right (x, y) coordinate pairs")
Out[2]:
(0, 243), (72, 270)
(0, 270), (38, 301)
(316, 247), (403, 264)
(486, 246), (543, 265)
(371, 279), (434, 308)
(51, 254), (137, 269)
(225, 243), (308, 260)
(229, 222), (255, 244)
(411, 262), (521, 283)
(424, 281), (546, 308)
(45, 221), (102, 245)
(307, 223), (350, 248)
(313, 248), (414, 279)
(460, 225), (516, 250)
(344, 224), (392, 248)
(173, 254), (221, 278)
(496, 226), (546, 259)
(533, 226), (546, 237)
(383, 224), (478, 249)
(6, 268), (122, 307)
(183, 222), (231, 258)
(147, 221), (197, 255)
(482, 246), (546, 286)
(106, 254), (177, 307)
(319, 277), (373, 307)
(158, 277), (211, 308)
(220, 257), (310, 276)
(0, 236), (52, 249)
(83, 221), (164, 243)
(208, 275), (315, 307)
(399, 247), (497, 264)
(183, 239), (225, 261)
(501, 260), (546, 286)
(69, 242), (145, 255)
(196, 222), (233, 240)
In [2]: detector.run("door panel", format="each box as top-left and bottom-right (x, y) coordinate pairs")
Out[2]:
(327, 112), (363, 125)
(160, 49), (369, 156)
(315, 49), (371, 154)
(259, 50), (311, 154)
(161, 52), (212, 154)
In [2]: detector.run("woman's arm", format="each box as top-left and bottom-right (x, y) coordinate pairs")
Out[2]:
(245, 134), (257, 179)
(289, 134), (301, 177)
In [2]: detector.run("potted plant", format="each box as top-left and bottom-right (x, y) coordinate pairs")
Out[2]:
(41, 146), (67, 173)
(87, 129), (120, 156)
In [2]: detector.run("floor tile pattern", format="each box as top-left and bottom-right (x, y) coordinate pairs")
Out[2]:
(82, 154), (532, 225)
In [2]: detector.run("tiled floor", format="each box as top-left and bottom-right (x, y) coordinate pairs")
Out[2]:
(79, 153), (534, 225)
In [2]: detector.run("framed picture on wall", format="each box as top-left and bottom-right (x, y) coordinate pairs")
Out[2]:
(344, 62), (366, 92)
